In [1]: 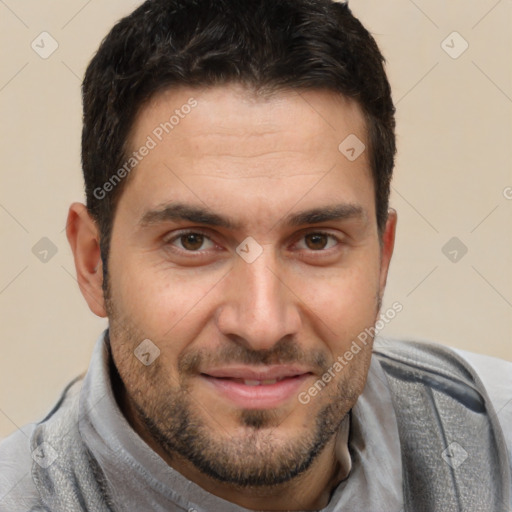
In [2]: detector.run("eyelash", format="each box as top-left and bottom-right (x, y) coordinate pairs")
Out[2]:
(163, 229), (217, 254)
(164, 229), (342, 254)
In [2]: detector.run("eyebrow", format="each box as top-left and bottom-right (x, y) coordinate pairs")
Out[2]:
(139, 203), (238, 229)
(138, 202), (365, 229)
(284, 204), (365, 226)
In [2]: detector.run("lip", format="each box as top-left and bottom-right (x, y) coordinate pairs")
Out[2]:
(199, 366), (313, 409)
(202, 365), (311, 381)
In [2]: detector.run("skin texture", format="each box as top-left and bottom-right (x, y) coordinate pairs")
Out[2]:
(67, 84), (397, 511)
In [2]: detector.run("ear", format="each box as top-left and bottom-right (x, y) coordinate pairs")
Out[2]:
(378, 208), (397, 298)
(66, 202), (107, 317)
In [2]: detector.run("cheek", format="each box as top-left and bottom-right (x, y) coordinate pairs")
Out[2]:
(111, 255), (223, 346)
(292, 257), (380, 334)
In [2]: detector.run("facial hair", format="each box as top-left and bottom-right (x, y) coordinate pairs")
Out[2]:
(105, 282), (372, 488)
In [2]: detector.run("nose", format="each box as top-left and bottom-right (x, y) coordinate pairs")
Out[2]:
(215, 248), (302, 351)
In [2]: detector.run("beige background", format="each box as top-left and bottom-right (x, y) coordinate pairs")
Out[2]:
(0, 0), (511, 440)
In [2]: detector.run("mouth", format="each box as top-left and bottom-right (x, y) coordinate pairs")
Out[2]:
(199, 366), (313, 409)
(214, 376), (290, 386)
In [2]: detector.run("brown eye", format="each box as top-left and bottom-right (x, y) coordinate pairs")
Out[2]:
(304, 233), (329, 250)
(167, 231), (216, 253)
(180, 233), (205, 251)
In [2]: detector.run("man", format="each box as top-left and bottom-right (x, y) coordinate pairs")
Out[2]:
(0, 0), (510, 510)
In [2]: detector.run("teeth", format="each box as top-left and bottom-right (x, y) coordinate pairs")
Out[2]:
(244, 380), (261, 386)
(243, 378), (278, 386)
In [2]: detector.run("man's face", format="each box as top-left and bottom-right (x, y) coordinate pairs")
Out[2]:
(105, 84), (395, 486)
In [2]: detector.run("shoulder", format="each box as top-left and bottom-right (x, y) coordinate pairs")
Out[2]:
(450, 347), (512, 449)
(450, 347), (512, 411)
(374, 337), (512, 496)
(374, 337), (512, 416)
(0, 424), (40, 510)
(374, 337), (512, 418)
(0, 377), (83, 511)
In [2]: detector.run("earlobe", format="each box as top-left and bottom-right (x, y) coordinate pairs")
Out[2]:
(66, 203), (107, 318)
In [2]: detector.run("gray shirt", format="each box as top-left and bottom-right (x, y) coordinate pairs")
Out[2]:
(1, 331), (511, 511)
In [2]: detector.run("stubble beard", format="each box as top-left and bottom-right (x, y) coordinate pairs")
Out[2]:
(105, 283), (371, 488)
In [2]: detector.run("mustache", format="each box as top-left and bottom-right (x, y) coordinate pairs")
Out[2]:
(178, 337), (329, 375)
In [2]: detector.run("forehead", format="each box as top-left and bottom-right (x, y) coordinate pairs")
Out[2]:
(118, 83), (374, 229)
(131, 84), (367, 153)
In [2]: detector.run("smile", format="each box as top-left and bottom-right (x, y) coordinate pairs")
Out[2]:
(199, 366), (313, 409)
